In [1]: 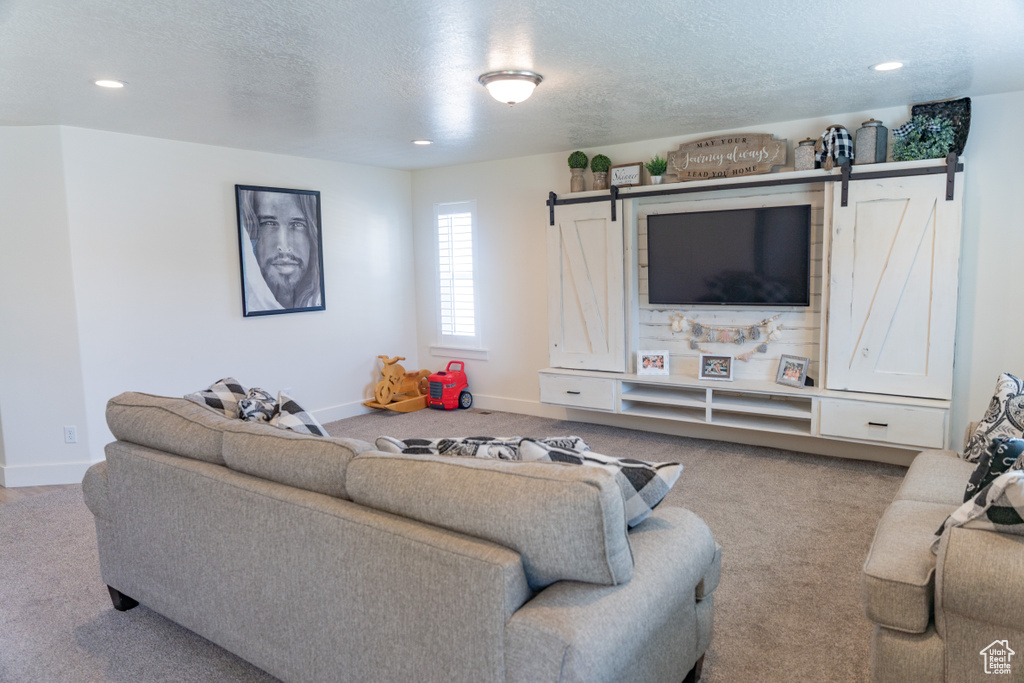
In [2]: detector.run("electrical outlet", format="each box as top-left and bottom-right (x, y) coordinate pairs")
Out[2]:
(64, 425), (78, 444)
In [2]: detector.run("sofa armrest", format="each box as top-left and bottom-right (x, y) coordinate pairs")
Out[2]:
(935, 525), (1024, 634)
(82, 460), (109, 521)
(504, 507), (716, 683)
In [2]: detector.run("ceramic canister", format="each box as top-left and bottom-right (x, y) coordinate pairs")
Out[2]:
(855, 118), (888, 164)
(794, 138), (816, 171)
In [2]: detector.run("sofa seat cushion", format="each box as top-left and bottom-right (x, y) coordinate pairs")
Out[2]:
(894, 450), (975, 506)
(221, 421), (373, 500)
(863, 499), (958, 633)
(107, 392), (234, 465)
(346, 452), (633, 589)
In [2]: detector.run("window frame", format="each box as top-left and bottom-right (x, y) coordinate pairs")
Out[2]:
(432, 200), (485, 357)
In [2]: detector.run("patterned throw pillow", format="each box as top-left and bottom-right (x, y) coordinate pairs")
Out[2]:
(519, 439), (683, 528)
(964, 374), (1024, 462)
(271, 391), (326, 436)
(238, 388), (277, 423)
(373, 436), (591, 461)
(934, 470), (1024, 552)
(963, 437), (1024, 502)
(185, 377), (248, 418)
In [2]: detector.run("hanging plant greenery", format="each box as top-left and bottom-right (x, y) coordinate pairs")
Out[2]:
(568, 151), (589, 169)
(891, 115), (956, 161)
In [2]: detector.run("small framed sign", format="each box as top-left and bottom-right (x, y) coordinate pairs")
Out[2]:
(637, 350), (670, 376)
(610, 162), (643, 187)
(776, 355), (810, 387)
(699, 354), (734, 381)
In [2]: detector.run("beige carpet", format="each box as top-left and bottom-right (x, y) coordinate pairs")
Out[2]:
(329, 407), (906, 683)
(0, 408), (905, 682)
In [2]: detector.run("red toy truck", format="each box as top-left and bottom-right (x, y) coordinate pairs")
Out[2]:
(427, 361), (472, 410)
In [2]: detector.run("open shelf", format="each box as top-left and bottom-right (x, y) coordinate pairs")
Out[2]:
(620, 382), (706, 409)
(620, 400), (707, 424)
(710, 412), (813, 436)
(710, 391), (813, 419)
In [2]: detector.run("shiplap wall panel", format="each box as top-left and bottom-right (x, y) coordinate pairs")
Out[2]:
(636, 189), (824, 383)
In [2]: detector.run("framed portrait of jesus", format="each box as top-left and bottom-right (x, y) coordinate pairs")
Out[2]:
(235, 185), (326, 317)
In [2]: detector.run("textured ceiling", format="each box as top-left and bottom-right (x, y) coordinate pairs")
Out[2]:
(2, 0), (1023, 170)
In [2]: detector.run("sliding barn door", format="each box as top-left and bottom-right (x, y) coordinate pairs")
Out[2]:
(547, 201), (625, 372)
(826, 173), (963, 399)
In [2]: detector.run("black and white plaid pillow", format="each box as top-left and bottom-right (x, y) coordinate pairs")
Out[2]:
(185, 377), (248, 418)
(238, 388), (277, 423)
(963, 436), (1024, 502)
(272, 391), (325, 436)
(519, 439), (683, 528)
(934, 470), (1024, 553)
(374, 436), (591, 461)
(964, 374), (1024, 462)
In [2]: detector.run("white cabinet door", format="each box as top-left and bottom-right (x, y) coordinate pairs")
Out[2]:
(548, 201), (625, 371)
(826, 172), (962, 399)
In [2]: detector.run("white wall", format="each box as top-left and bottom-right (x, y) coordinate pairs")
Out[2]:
(0, 127), (92, 486)
(412, 91), (1024, 450)
(0, 127), (416, 484)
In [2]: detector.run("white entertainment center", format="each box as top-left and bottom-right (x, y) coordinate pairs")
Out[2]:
(541, 158), (964, 462)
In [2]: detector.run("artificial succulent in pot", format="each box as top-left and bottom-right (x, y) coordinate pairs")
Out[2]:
(591, 154), (612, 190)
(645, 154), (668, 183)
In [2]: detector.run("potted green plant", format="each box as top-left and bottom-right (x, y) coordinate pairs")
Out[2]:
(568, 151), (588, 192)
(645, 154), (668, 184)
(591, 154), (611, 190)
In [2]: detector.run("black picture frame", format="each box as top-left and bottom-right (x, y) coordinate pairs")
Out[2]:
(235, 185), (325, 317)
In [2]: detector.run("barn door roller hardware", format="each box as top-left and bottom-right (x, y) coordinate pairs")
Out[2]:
(547, 157), (963, 225)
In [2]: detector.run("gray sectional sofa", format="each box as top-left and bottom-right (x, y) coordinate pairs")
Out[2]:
(82, 392), (721, 683)
(863, 445), (1024, 682)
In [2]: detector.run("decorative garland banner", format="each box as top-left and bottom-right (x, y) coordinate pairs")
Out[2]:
(669, 314), (784, 362)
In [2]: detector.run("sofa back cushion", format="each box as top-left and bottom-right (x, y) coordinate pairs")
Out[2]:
(346, 452), (633, 589)
(221, 421), (372, 499)
(107, 392), (232, 465)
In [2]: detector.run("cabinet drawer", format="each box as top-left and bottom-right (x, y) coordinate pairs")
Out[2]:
(539, 374), (615, 411)
(819, 399), (947, 449)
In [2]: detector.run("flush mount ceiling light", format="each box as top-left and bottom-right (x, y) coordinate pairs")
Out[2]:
(412, 139), (433, 145)
(871, 62), (903, 71)
(478, 70), (543, 105)
(94, 79), (127, 88)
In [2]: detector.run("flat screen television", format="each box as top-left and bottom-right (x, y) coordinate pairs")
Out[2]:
(646, 204), (811, 306)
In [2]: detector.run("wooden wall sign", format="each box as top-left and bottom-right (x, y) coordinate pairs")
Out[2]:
(667, 133), (788, 182)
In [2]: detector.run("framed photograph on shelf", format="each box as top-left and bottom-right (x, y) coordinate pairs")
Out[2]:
(637, 350), (670, 376)
(235, 185), (326, 317)
(776, 355), (810, 387)
(699, 354), (733, 381)
(610, 162), (643, 187)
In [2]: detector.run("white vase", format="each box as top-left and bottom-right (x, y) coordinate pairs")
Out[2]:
(650, 175), (663, 185)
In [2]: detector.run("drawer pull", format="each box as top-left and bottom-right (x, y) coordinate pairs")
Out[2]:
(566, 390), (581, 395)
(868, 421), (888, 427)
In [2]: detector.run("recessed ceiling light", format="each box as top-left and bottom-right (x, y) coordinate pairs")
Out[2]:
(872, 62), (903, 72)
(412, 139), (432, 145)
(94, 79), (127, 88)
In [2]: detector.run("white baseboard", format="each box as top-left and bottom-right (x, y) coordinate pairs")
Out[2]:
(0, 459), (96, 488)
(313, 399), (375, 424)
